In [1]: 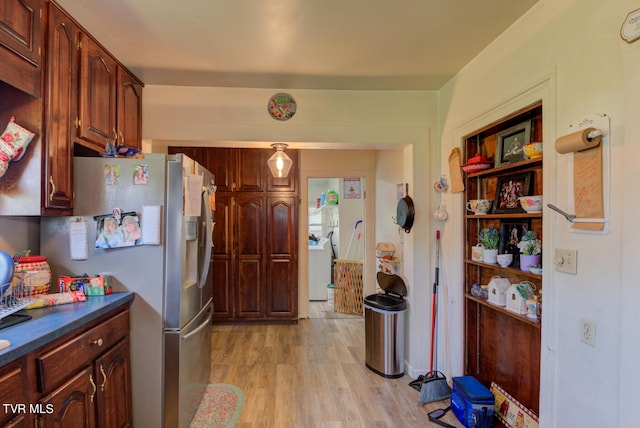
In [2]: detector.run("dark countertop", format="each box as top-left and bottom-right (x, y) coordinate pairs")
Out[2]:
(0, 292), (135, 367)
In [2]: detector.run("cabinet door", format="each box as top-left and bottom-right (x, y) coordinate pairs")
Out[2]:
(235, 149), (265, 192)
(95, 339), (132, 428)
(0, 0), (43, 97)
(43, 3), (77, 213)
(212, 194), (234, 319)
(78, 35), (117, 150)
(39, 366), (97, 428)
(266, 196), (298, 318)
(205, 148), (233, 192)
(116, 67), (142, 150)
(0, 359), (28, 425)
(235, 195), (266, 318)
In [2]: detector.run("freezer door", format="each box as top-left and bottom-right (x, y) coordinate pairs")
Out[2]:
(164, 301), (213, 428)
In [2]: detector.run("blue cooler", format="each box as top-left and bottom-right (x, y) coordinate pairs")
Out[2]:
(450, 376), (495, 428)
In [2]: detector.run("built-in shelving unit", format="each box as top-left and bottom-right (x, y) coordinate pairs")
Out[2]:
(462, 101), (543, 415)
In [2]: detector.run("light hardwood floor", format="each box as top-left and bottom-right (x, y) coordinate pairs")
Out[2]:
(210, 302), (462, 427)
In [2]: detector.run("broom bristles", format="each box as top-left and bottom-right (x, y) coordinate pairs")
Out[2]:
(418, 371), (451, 405)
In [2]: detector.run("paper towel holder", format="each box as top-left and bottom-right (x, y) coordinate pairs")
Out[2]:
(556, 113), (610, 234)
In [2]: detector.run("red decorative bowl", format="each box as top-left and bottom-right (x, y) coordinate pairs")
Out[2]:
(462, 162), (492, 173)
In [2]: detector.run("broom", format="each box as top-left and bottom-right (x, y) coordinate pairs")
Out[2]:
(418, 230), (451, 405)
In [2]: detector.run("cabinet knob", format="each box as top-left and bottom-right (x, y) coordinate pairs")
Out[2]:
(90, 338), (103, 346)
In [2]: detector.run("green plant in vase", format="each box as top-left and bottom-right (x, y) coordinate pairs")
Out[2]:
(478, 226), (499, 264)
(518, 229), (542, 272)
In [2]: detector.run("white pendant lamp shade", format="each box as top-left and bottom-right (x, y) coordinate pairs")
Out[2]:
(267, 143), (293, 177)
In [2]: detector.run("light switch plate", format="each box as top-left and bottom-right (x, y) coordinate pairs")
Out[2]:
(555, 248), (577, 274)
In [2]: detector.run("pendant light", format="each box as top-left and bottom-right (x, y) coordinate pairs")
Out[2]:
(267, 143), (293, 177)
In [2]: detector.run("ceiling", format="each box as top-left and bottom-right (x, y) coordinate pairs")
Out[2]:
(56, 0), (540, 91)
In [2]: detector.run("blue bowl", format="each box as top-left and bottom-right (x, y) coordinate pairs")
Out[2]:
(0, 250), (14, 286)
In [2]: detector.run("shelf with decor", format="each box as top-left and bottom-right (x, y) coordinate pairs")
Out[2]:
(465, 294), (540, 328)
(462, 100), (543, 416)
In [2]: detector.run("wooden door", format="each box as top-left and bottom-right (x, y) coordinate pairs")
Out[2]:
(266, 196), (298, 318)
(235, 194), (266, 318)
(0, 0), (43, 96)
(95, 339), (132, 428)
(116, 68), (142, 150)
(78, 35), (116, 151)
(39, 366), (96, 428)
(212, 194), (234, 319)
(43, 3), (77, 213)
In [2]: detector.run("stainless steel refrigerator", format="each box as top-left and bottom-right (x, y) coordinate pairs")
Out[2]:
(41, 153), (215, 428)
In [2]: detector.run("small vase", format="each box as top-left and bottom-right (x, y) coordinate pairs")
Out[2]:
(483, 249), (498, 264)
(520, 254), (541, 272)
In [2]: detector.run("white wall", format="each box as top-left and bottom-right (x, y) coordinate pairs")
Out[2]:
(437, 0), (637, 426)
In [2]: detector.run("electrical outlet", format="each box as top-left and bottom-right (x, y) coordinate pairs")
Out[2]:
(555, 248), (578, 274)
(580, 317), (596, 346)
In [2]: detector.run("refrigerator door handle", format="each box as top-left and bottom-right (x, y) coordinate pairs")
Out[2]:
(197, 189), (213, 289)
(181, 311), (212, 342)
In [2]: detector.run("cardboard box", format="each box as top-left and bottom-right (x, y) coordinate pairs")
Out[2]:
(58, 274), (112, 296)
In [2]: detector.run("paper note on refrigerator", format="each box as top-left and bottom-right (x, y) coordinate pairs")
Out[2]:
(184, 174), (204, 216)
(141, 205), (161, 245)
(69, 219), (89, 260)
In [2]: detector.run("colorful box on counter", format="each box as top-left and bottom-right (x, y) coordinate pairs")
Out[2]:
(58, 274), (112, 296)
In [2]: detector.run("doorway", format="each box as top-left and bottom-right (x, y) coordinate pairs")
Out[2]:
(307, 177), (365, 319)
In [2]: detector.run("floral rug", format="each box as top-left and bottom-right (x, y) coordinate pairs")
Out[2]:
(189, 384), (244, 428)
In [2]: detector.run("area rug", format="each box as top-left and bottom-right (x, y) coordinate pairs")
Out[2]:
(190, 384), (245, 428)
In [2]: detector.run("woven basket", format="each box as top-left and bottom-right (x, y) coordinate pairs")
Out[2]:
(333, 260), (363, 315)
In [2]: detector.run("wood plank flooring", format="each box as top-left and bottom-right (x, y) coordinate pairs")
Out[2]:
(209, 302), (462, 427)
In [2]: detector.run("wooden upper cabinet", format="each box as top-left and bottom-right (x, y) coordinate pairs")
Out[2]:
(236, 149), (265, 192)
(168, 146), (206, 166)
(0, 0), (43, 97)
(42, 2), (78, 214)
(77, 35), (117, 151)
(204, 148), (233, 192)
(117, 67), (143, 150)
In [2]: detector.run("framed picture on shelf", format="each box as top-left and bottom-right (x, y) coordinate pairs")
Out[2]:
(495, 120), (532, 166)
(499, 220), (530, 256)
(493, 172), (533, 213)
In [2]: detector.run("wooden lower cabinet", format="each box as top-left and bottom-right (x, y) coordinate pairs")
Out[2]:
(39, 366), (97, 428)
(0, 307), (133, 428)
(95, 339), (132, 428)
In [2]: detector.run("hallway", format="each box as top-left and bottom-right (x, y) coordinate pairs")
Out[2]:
(209, 315), (461, 427)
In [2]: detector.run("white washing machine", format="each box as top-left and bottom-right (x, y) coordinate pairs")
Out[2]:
(309, 238), (332, 300)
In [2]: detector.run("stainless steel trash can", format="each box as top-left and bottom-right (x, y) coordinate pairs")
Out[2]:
(364, 272), (407, 378)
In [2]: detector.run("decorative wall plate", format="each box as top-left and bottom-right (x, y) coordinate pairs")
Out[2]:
(268, 93), (297, 121)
